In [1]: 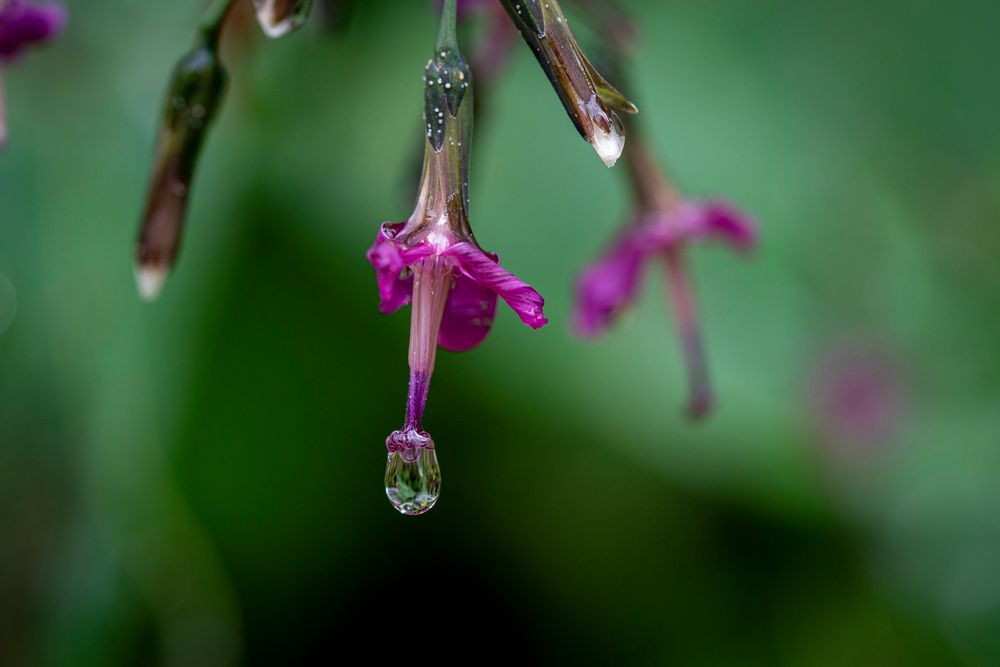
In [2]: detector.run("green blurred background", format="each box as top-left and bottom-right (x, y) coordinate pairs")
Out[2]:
(2, 0), (999, 664)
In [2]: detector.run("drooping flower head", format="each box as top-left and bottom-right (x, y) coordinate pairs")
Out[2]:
(575, 124), (756, 419)
(0, 0), (66, 149)
(368, 0), (546, 515)
(498, 0), (637, 167)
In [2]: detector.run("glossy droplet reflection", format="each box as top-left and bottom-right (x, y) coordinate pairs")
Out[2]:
(252, 0), (313, 38)
(587, 96), (626, 168)
(385, 447), (441, 516)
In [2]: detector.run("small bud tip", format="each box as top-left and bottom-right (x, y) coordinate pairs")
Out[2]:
(135, 265), (168, 301)
(592, 130), (625, 168)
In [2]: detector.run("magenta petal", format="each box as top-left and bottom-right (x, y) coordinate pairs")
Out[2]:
(573, 226), (649, 336)
(642, 201), (757, 254)
(703, 201), (757, 252)
(444, 242), (548, 331)
(0, 2), (67, 60)
(438, 272), (498, 352)
(366, 222), (434, 314)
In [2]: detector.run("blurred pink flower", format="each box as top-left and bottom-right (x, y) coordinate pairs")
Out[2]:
(574, 137), (756, 419)
(810, 341), (906, 451)
(0, 0), (65, 60)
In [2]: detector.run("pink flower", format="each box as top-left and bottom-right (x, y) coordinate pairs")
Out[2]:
(574, 138), (756, 419)
(368, 34), (546, 515)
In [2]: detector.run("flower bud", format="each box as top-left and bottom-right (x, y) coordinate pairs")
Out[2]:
(134, 45), (227, 300)
(252, 0), (313, 38)
(499, 0), (637, 167)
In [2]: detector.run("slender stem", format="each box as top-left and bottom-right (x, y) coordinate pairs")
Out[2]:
(404, 371), (431, 431)
(624, 128), (680, 212)
(199, 0), (237, 50)
(664, 252), (712, 419)
(437, 0), (459, 50)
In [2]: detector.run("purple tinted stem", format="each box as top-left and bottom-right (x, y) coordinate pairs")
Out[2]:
(404, 370), (431, 431)
(664, 251), (712, 419)
(403, 257), (453, 431)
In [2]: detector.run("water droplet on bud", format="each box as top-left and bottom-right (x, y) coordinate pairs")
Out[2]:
(587, 96), (625, 168)
(252, 0), (313, 39)
(385, 446), (441, 516)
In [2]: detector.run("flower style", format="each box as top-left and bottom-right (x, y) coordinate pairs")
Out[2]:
(574, 129), (756, 419)
(0, 0), (66, 149)
(368, 6), (546, 515)
(498, 0), (637, 167)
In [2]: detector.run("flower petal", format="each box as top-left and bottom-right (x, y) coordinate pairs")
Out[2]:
(641, 201), (757, 255)
(0, 1), (67, 60)
(444, 242), (548, 331)
(366, 222), (434, 314)
(573, 224), (649, 336)
(437, 272), (498, 352)
(702, 201), (757, 252)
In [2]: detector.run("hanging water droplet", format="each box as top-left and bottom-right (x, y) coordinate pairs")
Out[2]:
(252, 0), (313, 39)
(586, 95), (625, 168)
(385, 446), (441, 516)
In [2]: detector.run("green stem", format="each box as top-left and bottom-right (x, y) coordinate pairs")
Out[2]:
(199, 0), (237, 50)
(437, 0), (459, 50)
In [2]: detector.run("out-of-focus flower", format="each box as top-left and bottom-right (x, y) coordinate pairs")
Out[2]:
(0, 0), (66, 149)
(0, 0), (64, 59)
(252, 0), (313, 38)
(134, 6), (231, 300)
(498, 0), (636, 167)
(575, 132), (756, 419)
(369, 9), (546, 515)
(809, 340), (906, 453)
